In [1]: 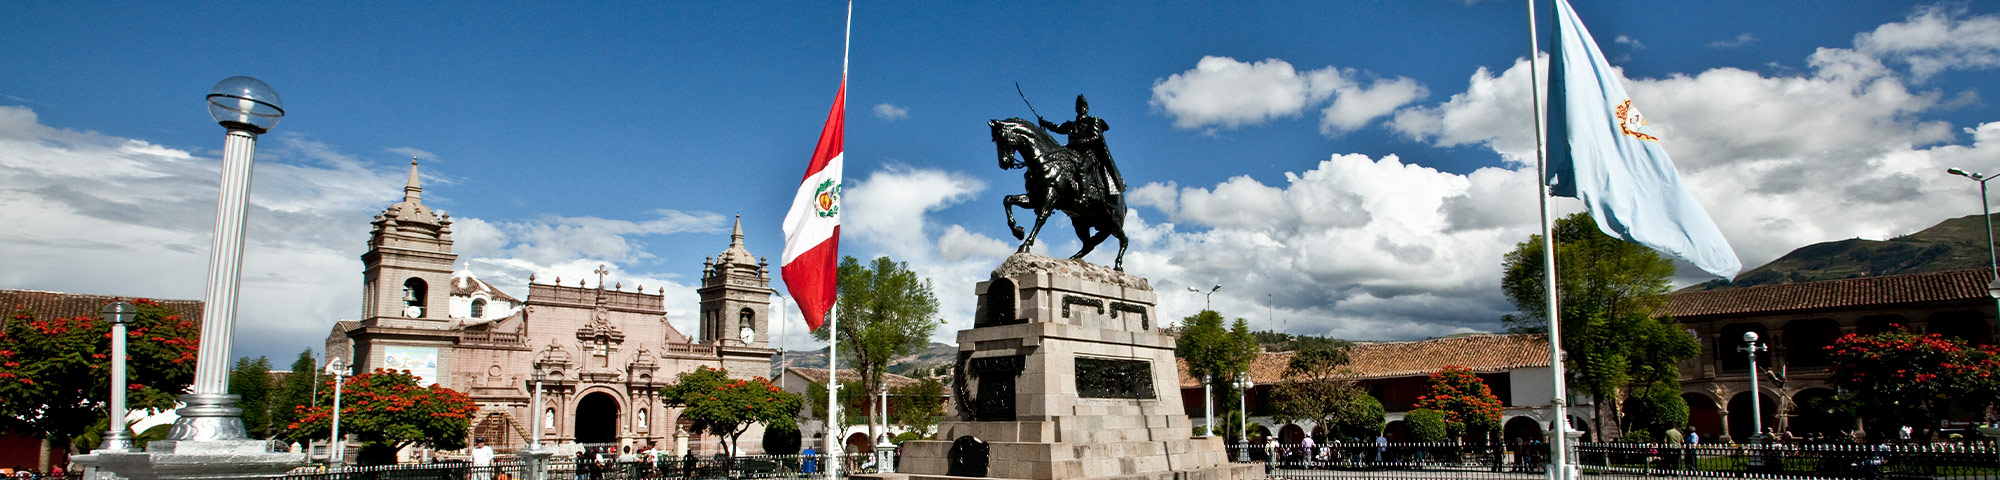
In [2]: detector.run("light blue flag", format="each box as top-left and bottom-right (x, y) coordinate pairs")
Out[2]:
(1547, 0), (1740, 279)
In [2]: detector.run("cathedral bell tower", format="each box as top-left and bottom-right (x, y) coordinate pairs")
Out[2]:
(361, 159), (457, 323)
(697, 215), (773, 348)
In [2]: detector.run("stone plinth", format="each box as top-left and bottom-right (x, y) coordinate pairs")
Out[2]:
(886, 254), (1261, 480)
(71, 440), (304, 480)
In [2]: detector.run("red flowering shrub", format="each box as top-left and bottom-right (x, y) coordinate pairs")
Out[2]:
(285, 368), (475, 464)
(1413, 365), (1504, 440)
(661, 366), (802, 456)
(1826, 326), (1999, 440)
(0, 299), (198, 448)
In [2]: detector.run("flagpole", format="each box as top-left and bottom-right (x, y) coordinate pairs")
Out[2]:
(1526, 1), (1570, 479)
(825, 2), (851, 477)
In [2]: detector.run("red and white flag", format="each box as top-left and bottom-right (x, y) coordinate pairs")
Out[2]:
(782, 78), (844, 331)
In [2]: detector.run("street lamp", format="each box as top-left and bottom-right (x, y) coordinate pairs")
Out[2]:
(1739, 332), (1767, 444)
(98, 301), (137, 452)
(1188, 284), (1222, 311)
(1235, 373), (1252, 462)
(164, 76), (284, 443)
(528, 368), (547, 450)
(327, 358), (350, 466)
(524, 367), (550, 480)
(1946, 167), (2000, 346)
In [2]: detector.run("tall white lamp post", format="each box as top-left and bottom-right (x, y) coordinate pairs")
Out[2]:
(98, 301), (137, 452)
(1739, 332), (1767, 444)
(158, 76), (284, 446)
(1946, 168), (2000, 346)
(1235, 373), (1251, 462)
(1188, 284), (1220, 437)
(327, 358), (350, 466)
(525, 368), (550, 480)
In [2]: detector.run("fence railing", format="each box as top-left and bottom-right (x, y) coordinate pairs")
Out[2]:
(279, 453), (879, 480)
(1228, 441), (1998, 479)
(266, 441), (1999, 480)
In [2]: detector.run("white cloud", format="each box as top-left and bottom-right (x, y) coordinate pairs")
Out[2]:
(1852, 4), (2000, 81)
(1149, 56), (1344, 130)
(1321, 77), (1429, 135)
(873, 103), (910, 121)
(1151, 56), (1427, 136)
(0, 106), (401, 360)
(385, 146), (437, 161)
(843, 165), (984, 256)
(1708, 33), (1758, 49)
(1389, 4), (2000, 279)
(1388, 56), (1546, 165)
(1615, 35), (1646, 50)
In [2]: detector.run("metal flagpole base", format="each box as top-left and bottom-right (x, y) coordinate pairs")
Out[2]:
(154, 393), (252, 446)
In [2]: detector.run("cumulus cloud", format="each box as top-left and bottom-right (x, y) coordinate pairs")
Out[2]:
(1615, 35), (1646, 50)
(0, 106), (746, 359)
(1852, 4), (2000, 81)
(1708, 33), (1758, 48)
(0, 106), (401, 361)
(873, 103), (910, 121)
(843, 165), (985, 256)
(1389, 4), (2000, 277)
(1150, 56), (1425, 136)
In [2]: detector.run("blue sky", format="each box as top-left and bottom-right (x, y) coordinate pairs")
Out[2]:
(5, 1), (1999, 364)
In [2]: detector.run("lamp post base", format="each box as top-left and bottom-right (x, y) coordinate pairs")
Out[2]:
(72, 448), (305, 480)
(158, 393), (251, 444)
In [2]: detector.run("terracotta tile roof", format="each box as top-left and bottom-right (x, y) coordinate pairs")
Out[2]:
(1179, 334), (1551, 387)
(785, 367), (921, 388)
(1662, 268), (1991, 318)
(1, 289), (202, 324)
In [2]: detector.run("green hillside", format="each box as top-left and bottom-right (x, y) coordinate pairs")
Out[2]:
(1687, 214), (1998, 291)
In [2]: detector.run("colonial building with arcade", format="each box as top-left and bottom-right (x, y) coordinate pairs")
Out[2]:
(324, 161), (777, 453)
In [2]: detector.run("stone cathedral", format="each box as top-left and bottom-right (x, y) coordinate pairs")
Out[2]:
(324, 161), (777, 453)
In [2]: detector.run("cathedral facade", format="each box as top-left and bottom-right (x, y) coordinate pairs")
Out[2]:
(325, 161), (777, 453)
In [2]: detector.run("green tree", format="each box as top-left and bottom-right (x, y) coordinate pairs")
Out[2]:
(229, 356), (275, 439)
(286, 368), (476, 465)
(1412, 366), (1503, 441)
(890, 378), (945, 437)
(1271, 342), (1380, 441)
(1620, 382), (1688, 442)
(1176, 311), (1260, 435)
(0, 299), (199, 453)
(813, 256), (941, 445)
(268, 349), (322, 442)
(1499, 212), (1697, 437)
(1405, 409), (1448, 442)
(806, 379), (868, 429)
(661, 366), (803, 456)
(1826, 326), (2000, 441)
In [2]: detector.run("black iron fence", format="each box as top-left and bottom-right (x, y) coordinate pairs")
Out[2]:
(278, 453), (878, 480)
(1234, 441), (1999, 479)
(1239, 441), (1548, 478)
(1576, 442), (2000, 479)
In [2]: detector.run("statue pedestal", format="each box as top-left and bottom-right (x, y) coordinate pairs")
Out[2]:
(71, 441), (304, 480)
(884, 254), (1261, 480)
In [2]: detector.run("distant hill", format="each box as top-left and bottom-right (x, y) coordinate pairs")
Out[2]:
(1687, 214), (1998, 291)
(770, 342), (957, 380)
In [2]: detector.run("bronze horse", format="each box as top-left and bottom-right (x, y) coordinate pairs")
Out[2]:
(988, 118), (1128, 270)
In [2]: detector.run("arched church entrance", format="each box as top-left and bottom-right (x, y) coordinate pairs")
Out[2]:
(576, 391), (621, 445)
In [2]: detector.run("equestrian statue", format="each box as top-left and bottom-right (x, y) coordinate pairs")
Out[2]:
(988, 94), (1129, 271)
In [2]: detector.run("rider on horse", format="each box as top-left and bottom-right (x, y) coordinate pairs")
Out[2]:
(1039, 95), (1126, 201)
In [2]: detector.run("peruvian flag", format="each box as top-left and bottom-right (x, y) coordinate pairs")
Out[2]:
(782, 78), (844, 331)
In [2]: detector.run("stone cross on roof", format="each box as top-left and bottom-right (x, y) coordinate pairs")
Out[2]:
(594, 264), (609, 289)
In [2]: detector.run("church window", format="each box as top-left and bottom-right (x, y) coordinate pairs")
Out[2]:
(402, 278), (429, 318)
(471, 298), (487, 318)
